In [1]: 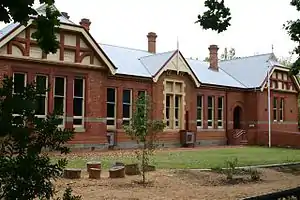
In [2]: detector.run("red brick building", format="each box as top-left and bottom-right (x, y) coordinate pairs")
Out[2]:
(0, 5), (299, 149)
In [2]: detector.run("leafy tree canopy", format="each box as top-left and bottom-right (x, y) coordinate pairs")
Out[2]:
(0, 0), (60, 54)
(197, 0), (300, 75)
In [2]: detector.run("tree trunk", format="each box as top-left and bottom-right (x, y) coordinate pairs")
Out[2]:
(87, 161), (101, 173)
(109, 166), (125, 178)
(88, 168), (101, 179)
(142, 145), (146, 184)
(63, 169), (81, 179)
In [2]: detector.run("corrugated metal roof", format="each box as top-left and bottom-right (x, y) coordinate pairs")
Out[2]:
(187, 59), (247, 88)
(140, 51), (176, 76)
(0, 23), (20, 41)
(100, 44), (153, 77)
(219, 54), (274, 88)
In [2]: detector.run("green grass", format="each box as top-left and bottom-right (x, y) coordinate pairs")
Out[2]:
(51, 146), (300, 170)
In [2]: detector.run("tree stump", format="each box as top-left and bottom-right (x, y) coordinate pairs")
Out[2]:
(63, 168), (81, 179)
(114, 162), (125, 167)
(89, 168), (101, 179)
(109, 166), (125, 178)
(125, 163), (140, 175)
(144, 165), (156, 172)
(87, 161), (101, 173)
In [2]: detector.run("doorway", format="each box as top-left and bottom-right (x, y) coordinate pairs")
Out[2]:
(233, 106), (242, 129)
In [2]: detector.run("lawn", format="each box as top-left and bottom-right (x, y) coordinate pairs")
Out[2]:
(51, 146), (300, 169)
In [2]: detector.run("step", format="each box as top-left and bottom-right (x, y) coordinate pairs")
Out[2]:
(240, 140), (248, 145)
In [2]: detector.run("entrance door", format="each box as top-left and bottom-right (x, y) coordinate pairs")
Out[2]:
(233, 106), (242, 129)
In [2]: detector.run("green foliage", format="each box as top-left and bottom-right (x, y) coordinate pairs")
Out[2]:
(221, 47), (236, 60)
(124, 94), (165, 184)
(0, 1), (60, 54)
(195, 0), (231, 33)
(224, 157), (238, 180)
(56, 187), (82, 200)
(0, 76), (75, 200)
(249, 168), (260, 181)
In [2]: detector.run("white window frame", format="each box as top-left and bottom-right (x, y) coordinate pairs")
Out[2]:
(279, 98), (284, 122)
(196, 95), (203, 129)
(73, 78), (85, 129)
(54, 76), (66, 128)
(122, 89), (132, 125)
(106, 88), (116, 128)
(273, 97), (278, 122)
(12, 72), (27, 125)
(217, 97), (224, 129)
(35, 75), (48, 119)
(207, 96), (214, 129)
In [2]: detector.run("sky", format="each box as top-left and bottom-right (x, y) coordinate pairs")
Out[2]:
(0, 0), (299, 61)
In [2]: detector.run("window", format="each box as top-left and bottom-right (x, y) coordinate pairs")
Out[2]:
(106, 88), (116, 126)
(164, 81), (184, 129)
(35, 75), (48, 119)
(196, 95), (203, 128)
(13, 73), (27, 124)
(208, 96), (214, 128)
(217, 97), (224, 128)
(54, 77), (66, 127)
(279, 98), (284, 121)
(73, 78), (85, 127)
(122, 89), (132, 125)
(273, 97), (278, 121)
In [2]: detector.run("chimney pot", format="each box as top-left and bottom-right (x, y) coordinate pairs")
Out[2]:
(61, 12), (70, 19)
(80, 18), (91, 31)
(147, 32), (157, 53)
(208, 44), (219, 71)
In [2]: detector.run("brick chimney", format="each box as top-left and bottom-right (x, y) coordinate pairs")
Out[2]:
(80, 18), (91, 31)
(147, 32), (157, 53)
(208, 44), (219, 71)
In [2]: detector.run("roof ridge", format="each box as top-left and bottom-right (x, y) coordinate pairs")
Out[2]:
(139, 50), (177, 59)
(218, 67), (249, 88)
(99, 43), (152, 53)
(220, 53), (272, 63)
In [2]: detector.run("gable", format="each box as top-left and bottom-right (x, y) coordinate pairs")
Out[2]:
(0, 22), (116, 74)
(261, 67), (300, 92)
(153, 51), (200, 87)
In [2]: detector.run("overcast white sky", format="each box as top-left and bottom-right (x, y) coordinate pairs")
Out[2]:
(1, 0), (299, 61)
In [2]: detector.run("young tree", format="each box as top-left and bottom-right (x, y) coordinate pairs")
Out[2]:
(0, 0), (60, 54)
(0, 76), (77, 199)
(221, 47), (236, 60)
(196, 0), (300, 75)
(124, 93), (165, 184)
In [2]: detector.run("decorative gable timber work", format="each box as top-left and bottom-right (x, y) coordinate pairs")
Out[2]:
(0, 21), (116, 74)
(260, 66), (300, 92)
(149, 51), (200, 87)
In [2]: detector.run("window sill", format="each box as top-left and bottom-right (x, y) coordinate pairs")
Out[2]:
(74, 127), (86, 133)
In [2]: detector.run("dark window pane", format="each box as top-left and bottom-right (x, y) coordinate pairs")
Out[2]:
(197, 96), (202, 107)
(14, 73), (25, 93)
(123, 104), (130, 118)
(55, 77), (65, 96)
(166, 95), (170, 107)
(36, 75), (47, 94)
(57, 118), (63, 125)
(36, 96), (46, 115)
(218, 110), (222, 120)
(175, 109), (179, 119)
(218, 121), (223, 127)
(208, 96), (213, 107)
(166, 108), (170, 119)
(208, 121), (213, 127)
(197, 121), (202, 127)
(107, 88), (115, 102)
(197, 109), (202, 119)
(107, 103), (115, 118)
(73, 98), (83, 116)
(175, 96), (180, 107)
(123, 90), (131, 103)
(74, 79), (84, 97)
(54, 97), (64, 113)
(279, 111), (283, 121)
(280, 98), (284, 109)
(123, 120), (130, 125)
(166, 121), (170, 127)
(208, 109), (213, 120)
(175, 121), (179, 127)
(273, 110), (277, 120)
(13, 116), (23, 125)
(273, 97), (277, 108)
(107, 119), (115, 125)
(218, 97), (223, 109)
(73, 118), (82, 125)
